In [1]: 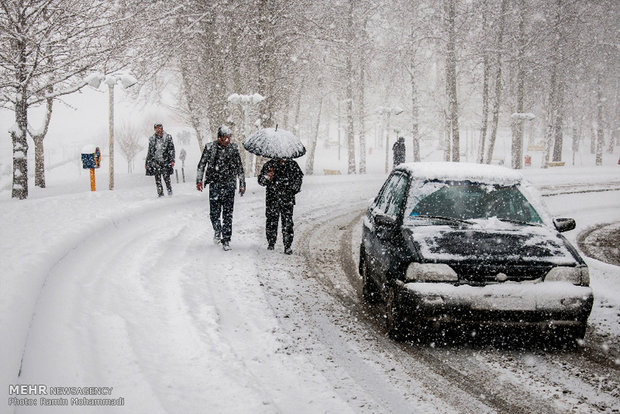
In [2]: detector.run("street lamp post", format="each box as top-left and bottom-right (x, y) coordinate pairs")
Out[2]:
(105, 73), (137, 190)
(88, 72), (137, 190)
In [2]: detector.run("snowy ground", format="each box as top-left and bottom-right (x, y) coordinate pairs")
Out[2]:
(1, 149), (619, 413)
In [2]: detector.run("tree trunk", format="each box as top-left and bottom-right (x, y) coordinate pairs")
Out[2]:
(12, 13), (29, 200)
(596, 74), (605, 166)
(551, 88), (564, 162)
(411, 77), (420, 162)
(180, 65), (205, 152)
(485, 0), (508, 164)
(305, 97), (323, 175)
(254, 0), (273, 177)
(345, 0), (356, 174)
(446, 0), (460, 162)
(409, 31), (421, 162)
(31, 96), (54, 188)
(33, 137), (45, 187)
(511, 0), (525, 169)
(478, 6), (490, 164)
(11, 104), (29, 200)
(358, 23), (368, 173)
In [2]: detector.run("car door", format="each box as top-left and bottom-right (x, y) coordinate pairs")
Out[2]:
(364, 174), (396, 279)
(369, 173), (409, 290)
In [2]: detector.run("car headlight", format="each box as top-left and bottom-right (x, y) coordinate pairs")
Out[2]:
(406, 263), (458, 282)
(545, 266), (589, 286)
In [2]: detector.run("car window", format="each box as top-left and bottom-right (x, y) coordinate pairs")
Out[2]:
(374, 174), (403, 213)
(385, 175), (408, 217)
(406, 180), (543, 224)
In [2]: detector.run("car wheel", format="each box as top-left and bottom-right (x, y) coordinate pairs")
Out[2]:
(361, 256), (380, 303)
(386, 284), (406, 340)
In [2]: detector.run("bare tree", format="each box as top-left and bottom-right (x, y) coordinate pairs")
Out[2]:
(484, 0), (508, 164)
(445, 0), (460, 162)
(0, 0), (150, 198)
(116, 120), (145, 174)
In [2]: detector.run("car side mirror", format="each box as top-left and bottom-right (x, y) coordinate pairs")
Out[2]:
(375, 213), (396, 228)
(553, 217), (576, 233)
(375, 214), (398, 241)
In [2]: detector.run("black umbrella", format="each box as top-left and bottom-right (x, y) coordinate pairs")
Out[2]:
(243, 126), (306, 159)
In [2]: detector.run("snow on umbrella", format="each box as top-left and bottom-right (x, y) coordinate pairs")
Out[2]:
(243, 126), (306, 159)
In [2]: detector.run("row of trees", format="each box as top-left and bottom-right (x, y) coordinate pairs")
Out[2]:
(2, 0), (618, 199)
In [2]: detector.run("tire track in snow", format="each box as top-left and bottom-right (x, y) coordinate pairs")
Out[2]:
(295, 204), (500, 413)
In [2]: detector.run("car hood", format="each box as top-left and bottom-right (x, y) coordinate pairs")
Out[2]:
(403, 221), (579, 266)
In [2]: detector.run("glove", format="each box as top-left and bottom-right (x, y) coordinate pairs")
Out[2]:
(171, 161), (175, 168)
(196, 182), (203, 192)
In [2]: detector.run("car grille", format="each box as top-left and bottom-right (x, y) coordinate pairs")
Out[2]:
(450, 262), (553, 285)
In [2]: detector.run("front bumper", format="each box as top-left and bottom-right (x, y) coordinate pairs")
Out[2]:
(397, 280), (593, 328)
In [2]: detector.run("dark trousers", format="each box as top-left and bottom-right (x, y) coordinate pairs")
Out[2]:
(209, 182), (236, 242)
(266, 198), (295, 249)
(154, 173), (172, 196)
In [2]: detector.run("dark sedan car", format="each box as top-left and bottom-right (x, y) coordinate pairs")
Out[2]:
(359, 162), (593, 342)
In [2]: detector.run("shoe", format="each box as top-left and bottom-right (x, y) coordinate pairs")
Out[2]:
(167, 189), (173, 196)
(267, 244), (274, 250)
(284, 247), (293, 255)
(213, 233), (221, 245)
(222, 242), (231, 251)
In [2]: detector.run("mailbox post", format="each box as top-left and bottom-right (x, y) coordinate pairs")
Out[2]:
(81, 146), (101, 191)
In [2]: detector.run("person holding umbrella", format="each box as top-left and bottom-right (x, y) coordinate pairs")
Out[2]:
(243, 125), (306, 255)
(196, 126), (246, 251)
(258, 158), (303, 254)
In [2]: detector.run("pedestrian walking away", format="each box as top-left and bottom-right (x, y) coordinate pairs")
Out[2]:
(258, 158), (303, 255)
(196, 126), (246, 251)
(145, 123), (175, 197)
(392, 136), (406, 168)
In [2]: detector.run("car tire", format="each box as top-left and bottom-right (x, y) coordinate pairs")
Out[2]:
(361, 256), (380, 303)
(386, 284), (406, 340)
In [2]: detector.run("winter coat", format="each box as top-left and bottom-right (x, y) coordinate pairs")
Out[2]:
(196, 141), (246, 188)
(392, 139), (406, 167)
(258, 159), (303, 205)
(145, 132), (175, 176)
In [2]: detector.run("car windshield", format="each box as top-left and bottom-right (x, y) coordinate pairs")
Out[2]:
(405, 180), (543, 225)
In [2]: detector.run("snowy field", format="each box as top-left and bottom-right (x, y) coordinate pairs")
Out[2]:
(1, 136), (619, 412)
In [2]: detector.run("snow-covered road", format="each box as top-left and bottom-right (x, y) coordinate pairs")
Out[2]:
(2, 168), (619, 413)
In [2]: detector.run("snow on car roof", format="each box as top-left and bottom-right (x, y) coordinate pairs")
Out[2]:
(397, 162), (523, 185)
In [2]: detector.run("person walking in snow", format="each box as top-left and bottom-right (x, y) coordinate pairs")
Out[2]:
(196, 126), (246, 251)
(258, 158), (303, 255)
(392, 136), (406, 168)
(145, 123), (175, 197)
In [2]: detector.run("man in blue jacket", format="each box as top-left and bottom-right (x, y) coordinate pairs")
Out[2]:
(196, 126), (246, 251)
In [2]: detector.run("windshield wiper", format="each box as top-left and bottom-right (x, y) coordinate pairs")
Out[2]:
(494, 217), (541, 226)
(411, 215), (473, 225)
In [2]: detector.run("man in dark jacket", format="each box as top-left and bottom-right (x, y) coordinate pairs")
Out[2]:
(145, 123), (175, 197)
(196, 126), (246, 251)
(258, 158), (303, 254)
(392, 136), (406, 167)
